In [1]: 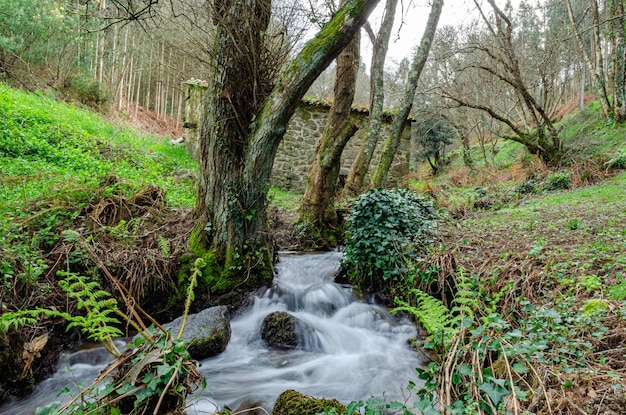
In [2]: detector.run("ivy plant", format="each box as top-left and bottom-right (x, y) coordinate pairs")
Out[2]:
(342, 188), (438, 293)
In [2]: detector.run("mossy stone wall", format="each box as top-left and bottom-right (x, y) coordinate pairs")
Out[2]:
(273, 103), (412, 193)
(183, 83), (412, 194)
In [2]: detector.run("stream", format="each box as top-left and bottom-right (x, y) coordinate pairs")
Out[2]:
(0, 251), (424, 414)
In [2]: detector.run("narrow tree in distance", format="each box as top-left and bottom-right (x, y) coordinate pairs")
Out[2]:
(371, 0), (443, 187)
(298, 24), (361, 245)
(343, 0), (399, 195)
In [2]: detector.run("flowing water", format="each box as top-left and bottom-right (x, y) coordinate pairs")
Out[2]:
(1, 251), (424, 414)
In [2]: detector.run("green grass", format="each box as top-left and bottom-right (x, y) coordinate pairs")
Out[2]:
(559, 100), (626, 156)
(0, 83), (197, 291)
(0, 83), (197, 209)
(268, 187), (302, 211)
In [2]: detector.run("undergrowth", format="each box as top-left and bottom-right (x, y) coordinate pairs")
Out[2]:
(0, 83), (199, 399)
(1, 249), (206, 415)
(0, 84), (196, 307)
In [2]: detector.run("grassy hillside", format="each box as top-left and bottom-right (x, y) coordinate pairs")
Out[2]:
(397, 103), (626, 414)
(0, 84), (199, 398)
(0, 82), (198, 298)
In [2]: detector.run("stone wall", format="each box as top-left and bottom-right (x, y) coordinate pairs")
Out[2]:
(182, 82), (412, 194)
(273, 103), (412, 193)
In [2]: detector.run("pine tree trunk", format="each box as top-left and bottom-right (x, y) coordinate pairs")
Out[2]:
(96, 0), (107, 85)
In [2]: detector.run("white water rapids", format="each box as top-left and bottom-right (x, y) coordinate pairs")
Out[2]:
(0, 251), (424, 414)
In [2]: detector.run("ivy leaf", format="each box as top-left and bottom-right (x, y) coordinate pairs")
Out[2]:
(133, 387), (154, 406)
(479, 381), (509, 407)
(458, 363), (473, 376)
(512, 362), (529, 374)
(156, 363), (174, 377)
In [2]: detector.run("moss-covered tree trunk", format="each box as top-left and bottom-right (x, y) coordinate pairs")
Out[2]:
(370, 0), (442, 187)
(343, 0), (398, 195)
(192, 0), (379, 294)
(298, 31), (360, 243)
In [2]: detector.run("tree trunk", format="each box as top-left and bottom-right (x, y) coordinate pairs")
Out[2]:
(344, 0), (398, 195)
(611, 0), (626, 122)
(371, 0), (443, 188)
(192, 0), (379, 293)
(298, 28), (360, 240)
(565, 0), (611, 121)
(96, 0), (107, 86)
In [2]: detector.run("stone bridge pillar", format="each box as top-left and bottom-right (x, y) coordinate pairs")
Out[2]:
(182, 79), (208, 162)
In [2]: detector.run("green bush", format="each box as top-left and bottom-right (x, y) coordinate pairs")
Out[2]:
(542, 171), (572, 191)
(62, 75), (109, 107)
(342, 188), (438, 293)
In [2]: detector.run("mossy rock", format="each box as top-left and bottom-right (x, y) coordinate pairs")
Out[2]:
(161, 306), (231, 359)
(273, 389), (347, 415)
(261, 311), (299, 349)
(260, 311), (323, 351)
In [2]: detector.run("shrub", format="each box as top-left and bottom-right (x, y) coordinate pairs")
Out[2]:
(342, 188), (438, 294)
(62, 75), (109, 108)
(542, 171), (572, 191)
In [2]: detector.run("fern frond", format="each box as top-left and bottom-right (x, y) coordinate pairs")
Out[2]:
(450, 267), (477, 325)
(0, 308), (72, 332)
(157, 235), (170, 258)
(392, 288), (454, 334)
(56, 272), (123, 356)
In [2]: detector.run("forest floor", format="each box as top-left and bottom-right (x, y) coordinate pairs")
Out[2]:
(64, 96), (626, 414)
(433, 171), (626, 414)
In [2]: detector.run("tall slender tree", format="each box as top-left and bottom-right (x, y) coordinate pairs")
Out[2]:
(565, 0), (612, 121)
(371, 0), (443, 187)
(298, 23), (360, 242)
(343, 0), (398, 195)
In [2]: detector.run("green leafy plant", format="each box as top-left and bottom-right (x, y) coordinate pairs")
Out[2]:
(342, 188), (438, 293)
(529, 237), (545, 257)
(542, 171), (572, 191)
(608, 273), (626, 300)
(1, 272), (124, 356)
(1, 251), (206, 415)
(393, 288), (453, 335)
(157, 235), (171, 258)
(567, 218), (579, 230)
(403, 265), (612, 415)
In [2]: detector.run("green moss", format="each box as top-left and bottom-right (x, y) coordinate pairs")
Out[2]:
(261, 311), (298, 348)
(273, 389), (348, 415)
(187, 326), (229, 358)
(187, 225), (274, 297)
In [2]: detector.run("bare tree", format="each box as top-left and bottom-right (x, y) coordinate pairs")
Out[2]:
(444, 0), (563, 164)
(371, 0), (443, 187)
(298, 1), (361, 242)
